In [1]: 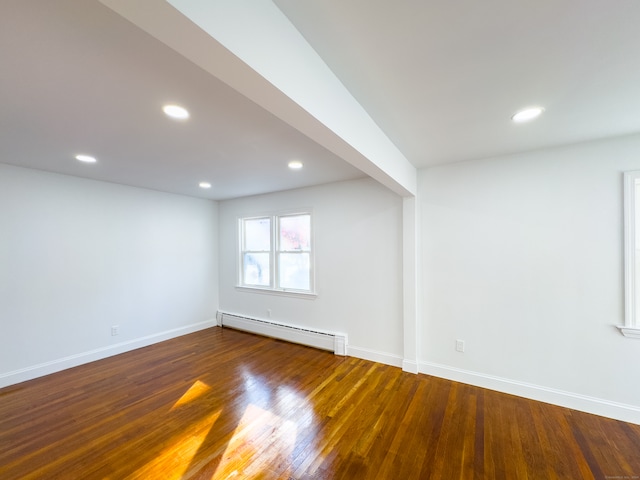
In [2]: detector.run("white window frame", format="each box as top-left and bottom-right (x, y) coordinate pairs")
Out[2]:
(237, 211), (315, 298)
(621, 171), (640, 338)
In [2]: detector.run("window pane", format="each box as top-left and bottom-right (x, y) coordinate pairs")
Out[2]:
(243, 253), (270, 286)
(244, 218), (271, 251)
(279, 215), (310, 251)
(278, 253), (310, 290)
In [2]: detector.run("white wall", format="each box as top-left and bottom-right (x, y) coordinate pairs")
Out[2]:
(0, 164), (218, 386)
(218, 177), (404, 365)
(419, 133), (640, 422)
(8, 131), (640, 423)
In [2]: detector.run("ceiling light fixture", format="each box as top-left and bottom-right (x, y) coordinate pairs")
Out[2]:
(288, 160), (303, 170)
(199, 182), (212, 189)
(512, 106), (544, 123)
(163, 104), (190, 120)
(75, 154), (97, 163)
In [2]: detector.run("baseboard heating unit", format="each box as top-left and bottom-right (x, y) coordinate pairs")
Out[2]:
(217, 312), (347, 356)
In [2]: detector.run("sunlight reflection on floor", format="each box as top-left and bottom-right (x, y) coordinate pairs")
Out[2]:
(171, 380), (211, 410)
(133, 374), (318, 478)
(132, 408), (222, 480)
(211, 404), (298, 479)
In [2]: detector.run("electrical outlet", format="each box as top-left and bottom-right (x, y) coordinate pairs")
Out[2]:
(111, 325), (119, 336)
(267, 309), (272, 318)
(456, 339), (465, 352)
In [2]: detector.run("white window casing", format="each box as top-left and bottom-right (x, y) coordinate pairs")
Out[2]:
(620, 171), (640, 338)
(238, 211), (315, 297)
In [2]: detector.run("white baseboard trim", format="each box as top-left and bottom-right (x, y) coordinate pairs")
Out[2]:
(419, 361), (640, 425)
(0, 319), (217, 389)
(347, 345), (403, 368)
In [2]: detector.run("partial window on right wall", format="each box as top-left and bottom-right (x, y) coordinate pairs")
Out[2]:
(621, 171), (640, 338)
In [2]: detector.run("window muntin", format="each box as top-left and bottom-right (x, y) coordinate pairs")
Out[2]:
(239, 212), (313, 294)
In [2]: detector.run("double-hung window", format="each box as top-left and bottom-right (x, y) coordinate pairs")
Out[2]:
(239, 212), (313, 294)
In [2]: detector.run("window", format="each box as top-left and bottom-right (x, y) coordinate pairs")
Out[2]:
(622, 171), (640, 338)
(239, 212), (314, 294)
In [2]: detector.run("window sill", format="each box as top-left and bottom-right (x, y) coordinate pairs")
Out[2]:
(235, 286), (317, 299)
(617, 326), (640, 339)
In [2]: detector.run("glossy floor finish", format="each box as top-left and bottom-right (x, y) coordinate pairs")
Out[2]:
(1, 327), (639, 479)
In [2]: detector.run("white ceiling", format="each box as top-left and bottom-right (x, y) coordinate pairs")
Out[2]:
(2, 1), (640, 199)
(0, 0), (364, 200)
(275, 0), (640, 166)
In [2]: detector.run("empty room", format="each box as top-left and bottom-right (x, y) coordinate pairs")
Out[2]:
(2, 0), (640, 478)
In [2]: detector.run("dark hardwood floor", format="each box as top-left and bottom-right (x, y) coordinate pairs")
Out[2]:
(1, 327), (639, 479)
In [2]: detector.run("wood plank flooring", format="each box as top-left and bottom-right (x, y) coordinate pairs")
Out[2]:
(1, 327), (639, 479)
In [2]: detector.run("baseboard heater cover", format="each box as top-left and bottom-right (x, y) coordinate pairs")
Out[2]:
(218, 312), (347, 355)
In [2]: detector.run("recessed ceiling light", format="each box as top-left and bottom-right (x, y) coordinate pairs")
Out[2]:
(75, 154), (97, 163)
(288, 160), (303, 170)
(163, 104), (190, 120)
(512, 106), (544, 123)
(199, 182), (212, 189)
